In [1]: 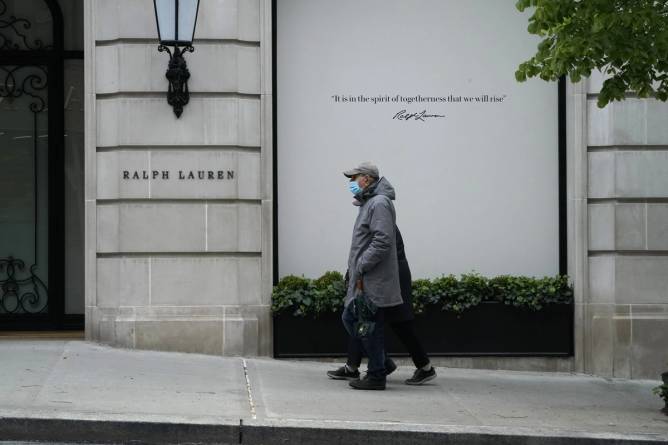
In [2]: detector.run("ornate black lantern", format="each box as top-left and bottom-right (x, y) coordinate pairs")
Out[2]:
(153, 0), (200, 118)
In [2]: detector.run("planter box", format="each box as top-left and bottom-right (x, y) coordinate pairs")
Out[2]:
(273, 302), (573, 358)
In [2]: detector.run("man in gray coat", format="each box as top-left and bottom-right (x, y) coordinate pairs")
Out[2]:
(341, 161), (402, 390)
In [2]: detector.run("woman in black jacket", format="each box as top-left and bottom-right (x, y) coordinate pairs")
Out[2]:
(328, 226), (436, 385)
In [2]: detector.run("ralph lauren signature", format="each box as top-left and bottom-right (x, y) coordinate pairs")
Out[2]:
(393, 109), (445, 121)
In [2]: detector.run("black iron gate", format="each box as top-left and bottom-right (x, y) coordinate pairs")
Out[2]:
(0, 0), (73, 330)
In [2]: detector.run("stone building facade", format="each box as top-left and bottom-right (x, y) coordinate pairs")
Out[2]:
(572, 73), (668, 379)
(83, 0), (273, 356)
(0, 0), (666, 380)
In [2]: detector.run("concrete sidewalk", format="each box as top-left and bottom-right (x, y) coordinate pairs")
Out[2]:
(0, 340), (667, 444)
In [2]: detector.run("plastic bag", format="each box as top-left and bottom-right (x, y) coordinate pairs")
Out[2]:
(353, 289), (378, 338)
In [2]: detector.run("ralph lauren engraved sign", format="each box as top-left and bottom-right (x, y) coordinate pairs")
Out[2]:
(122, 170), (236, 180)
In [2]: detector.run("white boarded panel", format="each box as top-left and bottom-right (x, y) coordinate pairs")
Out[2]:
(277, 0), (559, 279)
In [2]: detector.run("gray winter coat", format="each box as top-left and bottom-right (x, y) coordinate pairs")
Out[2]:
(345, 177), (403, 308)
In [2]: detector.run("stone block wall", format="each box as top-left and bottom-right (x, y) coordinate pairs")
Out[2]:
(571, 73), (668, 379)
(84, 0), (273, 356)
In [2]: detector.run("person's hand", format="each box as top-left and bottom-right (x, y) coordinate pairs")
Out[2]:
(356, 279), (363, 291)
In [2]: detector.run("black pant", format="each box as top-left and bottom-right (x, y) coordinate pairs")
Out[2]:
(342, 303), (387, 379)
(346, 319), (430, 370)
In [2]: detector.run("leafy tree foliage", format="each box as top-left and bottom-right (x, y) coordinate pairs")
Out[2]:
(515, 0), (668, 107)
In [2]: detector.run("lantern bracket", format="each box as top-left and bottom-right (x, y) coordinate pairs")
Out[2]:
(158, 44), (194, 118)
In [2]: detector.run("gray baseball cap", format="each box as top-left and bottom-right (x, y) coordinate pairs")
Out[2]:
(343, 161), (379, 178)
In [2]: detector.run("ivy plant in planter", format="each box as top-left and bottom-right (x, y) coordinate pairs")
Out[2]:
(654, 371), (668, 415)
(272, 271), (574, 317)
(489, 275), (573, 311)
(433, 273), (486, 315)
(270, 275), (313, 317)
(270, 271), (345, 317)
(272, 271), (575, 357)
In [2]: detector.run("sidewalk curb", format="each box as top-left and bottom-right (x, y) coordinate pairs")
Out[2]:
(2, 416), (668, 445)
(0, 417), (238, 444)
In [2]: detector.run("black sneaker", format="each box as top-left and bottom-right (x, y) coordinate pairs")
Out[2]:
(405, 366), (436, 385)
(349, 374), (386, 390)
(327, 365), (360, 380)
(385, 358), (397, 376)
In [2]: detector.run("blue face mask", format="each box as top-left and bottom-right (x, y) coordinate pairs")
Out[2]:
(348, 180), (362, 196)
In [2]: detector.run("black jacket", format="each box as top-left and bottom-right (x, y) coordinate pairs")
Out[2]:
(385, 226), (414, 322)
